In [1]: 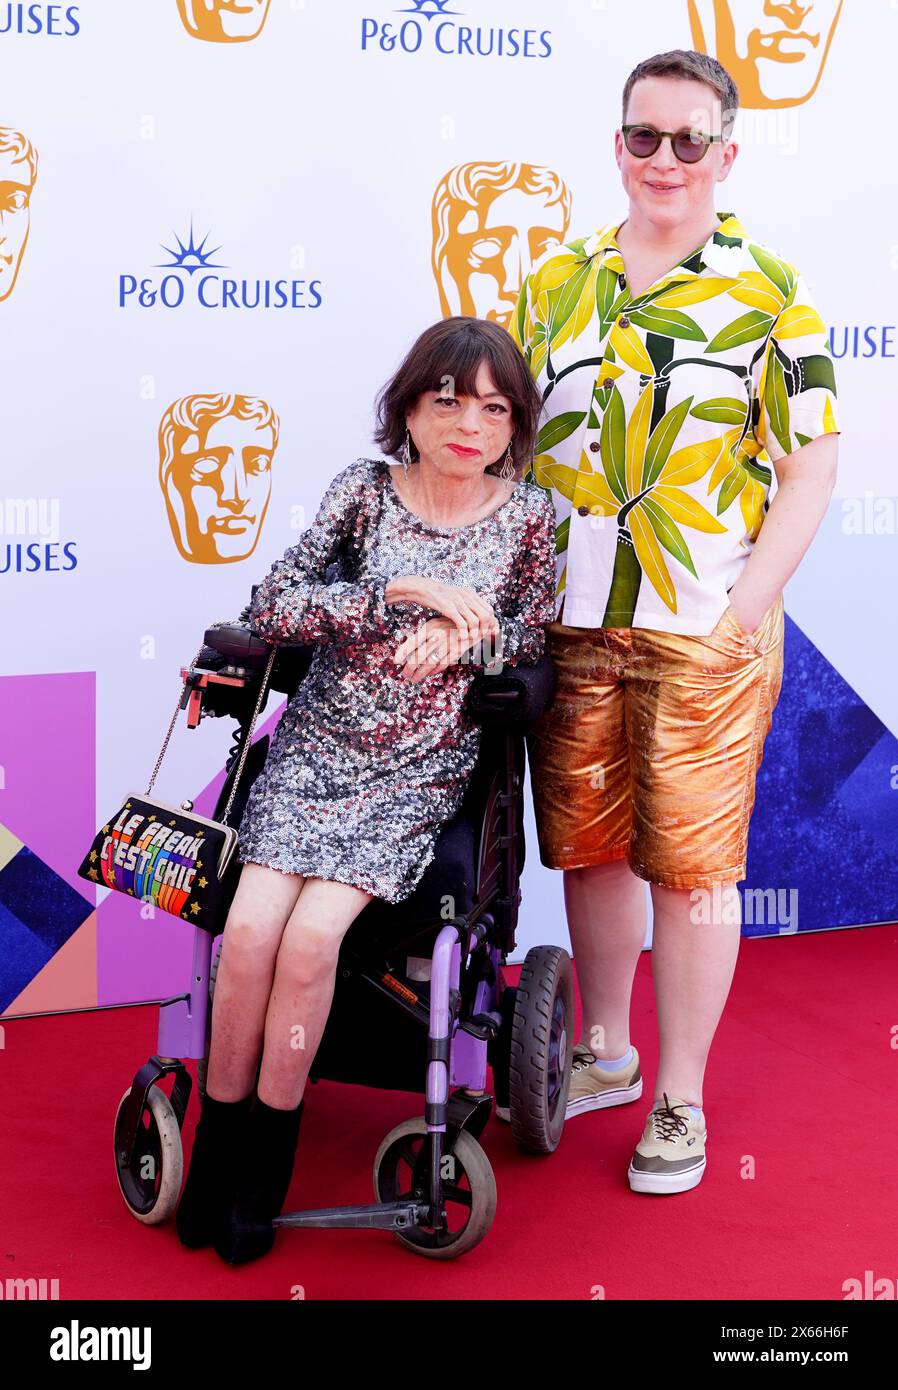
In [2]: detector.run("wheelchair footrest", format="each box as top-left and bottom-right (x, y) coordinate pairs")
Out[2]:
(274, 1200), (429, 1232)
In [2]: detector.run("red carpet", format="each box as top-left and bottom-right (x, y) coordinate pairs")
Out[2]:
(2, 925), (896, 1301)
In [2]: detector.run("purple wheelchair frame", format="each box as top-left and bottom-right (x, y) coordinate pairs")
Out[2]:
(115, 620), (562, 1242)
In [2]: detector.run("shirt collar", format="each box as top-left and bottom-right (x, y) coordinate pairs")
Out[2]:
(583, 211), (749, 281)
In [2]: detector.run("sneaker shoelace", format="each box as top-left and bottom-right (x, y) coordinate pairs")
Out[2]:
(571, 1047), (599, 1073)
(650, 1092), (692, 1143)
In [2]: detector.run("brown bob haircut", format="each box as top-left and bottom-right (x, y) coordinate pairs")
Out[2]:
(373, 316), (544, 479)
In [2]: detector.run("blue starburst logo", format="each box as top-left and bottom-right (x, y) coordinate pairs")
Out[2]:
(395, 1), (461, 17)
(155, 219), (227, 276)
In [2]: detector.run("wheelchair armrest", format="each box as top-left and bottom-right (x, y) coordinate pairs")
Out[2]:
(202, 622), (271, 669)
(202, 622), (316, 700)
(203, 563), (345, 670)
(466, 652), (556, 733)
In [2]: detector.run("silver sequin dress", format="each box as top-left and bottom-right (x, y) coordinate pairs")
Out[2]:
(235, 456), (558, 903)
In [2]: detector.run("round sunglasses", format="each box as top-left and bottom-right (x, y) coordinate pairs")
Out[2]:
(621, 123), (724, 165)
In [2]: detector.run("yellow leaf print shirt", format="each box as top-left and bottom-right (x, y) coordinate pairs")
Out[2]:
(509, 211), (841, 635)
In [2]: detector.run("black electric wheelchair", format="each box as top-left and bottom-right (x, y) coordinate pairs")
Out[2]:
(113, 576), (572, 1259)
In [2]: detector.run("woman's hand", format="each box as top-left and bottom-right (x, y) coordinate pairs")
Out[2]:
(386, 576), (499, 646)
(392, 617), (479, 683)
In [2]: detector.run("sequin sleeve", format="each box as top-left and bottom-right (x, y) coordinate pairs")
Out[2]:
(248, 460), (397, 645)
(468, 489), (558, 672)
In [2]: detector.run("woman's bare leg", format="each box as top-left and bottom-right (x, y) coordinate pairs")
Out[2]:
(255, 878), (373, 1110)
(206, 863), (306, 1102)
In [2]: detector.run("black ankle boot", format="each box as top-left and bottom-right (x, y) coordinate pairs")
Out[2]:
(213, 1097), (305, 1265)
(176, 1091), (254, 1249)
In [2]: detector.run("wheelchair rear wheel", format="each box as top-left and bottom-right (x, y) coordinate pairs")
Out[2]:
(373, 1119), (496, 1259)
(508, 945), (574, 1154)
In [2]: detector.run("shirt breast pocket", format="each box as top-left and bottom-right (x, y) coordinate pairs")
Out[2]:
(658, 367), (753, 461)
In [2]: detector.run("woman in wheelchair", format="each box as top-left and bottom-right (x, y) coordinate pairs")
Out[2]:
(176, 315), (558, 1263)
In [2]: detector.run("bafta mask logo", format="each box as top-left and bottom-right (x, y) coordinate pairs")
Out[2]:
(176, 0), (271, 43)
(688, 0), (844, 108)
(432, 162), (571, 329)
(159, 395), (280, 564)
(0, 127), (38, 303)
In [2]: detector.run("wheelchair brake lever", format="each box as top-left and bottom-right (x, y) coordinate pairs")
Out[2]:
(179, 670), (204, 711)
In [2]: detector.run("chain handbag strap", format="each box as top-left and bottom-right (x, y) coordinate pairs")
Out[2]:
(145, 640), (280, 827)
(145, 643), (206, 799)
(219, 642), (279, 826)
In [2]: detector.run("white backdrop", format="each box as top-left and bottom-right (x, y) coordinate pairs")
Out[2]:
(2, 1), (894, 1009)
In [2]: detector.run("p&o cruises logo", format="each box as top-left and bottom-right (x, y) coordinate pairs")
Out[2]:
(0, 4), (80, 36)
(361, 0), (552, 59)
(118, 220), (323, 312)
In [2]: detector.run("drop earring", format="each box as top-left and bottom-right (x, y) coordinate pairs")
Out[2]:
(403, 429), (412, 478)
(499, 440), (516, 487)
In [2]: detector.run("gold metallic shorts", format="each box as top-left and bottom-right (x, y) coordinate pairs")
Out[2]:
(527, 597), (785, 889)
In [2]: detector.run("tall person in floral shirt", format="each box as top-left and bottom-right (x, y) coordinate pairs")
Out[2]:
(509, 49), (840, 1193)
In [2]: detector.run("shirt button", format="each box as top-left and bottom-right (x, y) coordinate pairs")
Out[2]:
(589, 441), (600, 453)
(577, 505), (590, 516)
(602, 377), (615, 389)
(619, 315), (630, 329)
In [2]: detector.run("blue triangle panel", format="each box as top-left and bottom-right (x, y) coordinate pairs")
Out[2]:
(743, 615), (898, 934)
(0, 900), (54, 1012)
(0, 846), (94, 1009)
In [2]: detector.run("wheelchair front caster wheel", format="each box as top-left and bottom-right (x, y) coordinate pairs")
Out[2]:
(113, 1085), (183, 1224)
(373, 1118), (497, 1259)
